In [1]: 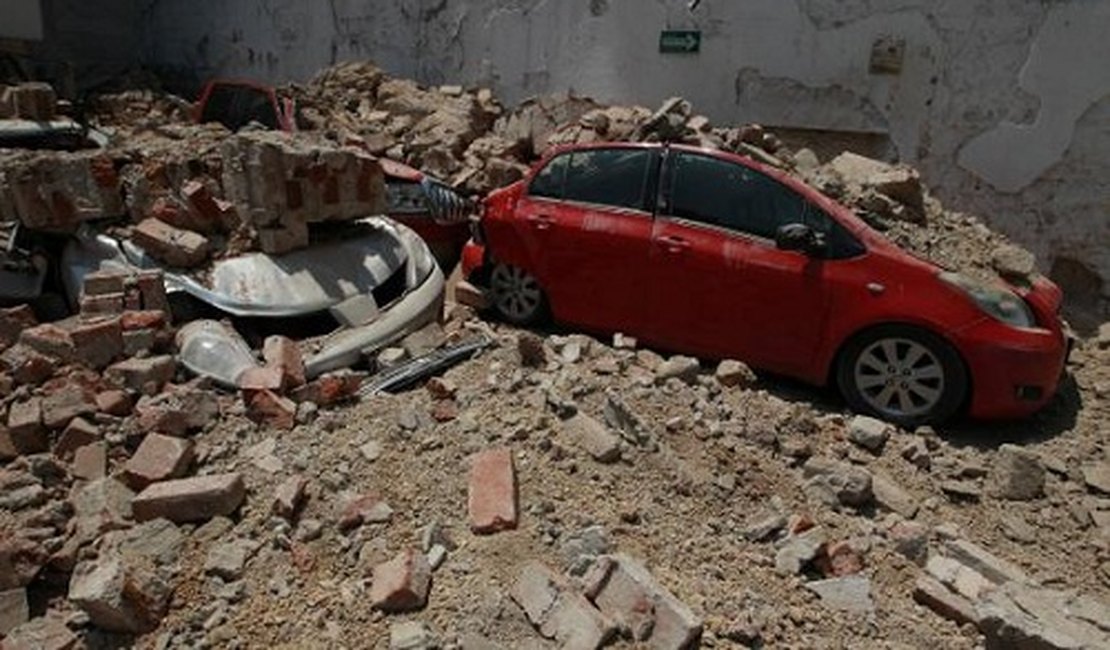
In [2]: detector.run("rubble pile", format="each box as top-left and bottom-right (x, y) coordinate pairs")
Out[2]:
(0, 83), (58, 121)
(1, 65), (1109, 648)
(1, 122), (389, 262)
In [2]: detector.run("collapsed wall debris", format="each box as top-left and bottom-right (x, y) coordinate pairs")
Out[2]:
(1, 63), (1108, 649)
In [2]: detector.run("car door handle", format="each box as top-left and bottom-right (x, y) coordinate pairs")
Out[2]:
(658, 235), (689, 253)
(526, 214), (555, 230)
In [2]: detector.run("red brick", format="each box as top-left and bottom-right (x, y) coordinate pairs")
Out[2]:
(79, 292), (124, 316)
(69, 317), (124, 369)
(54, 417), (100, 460)
(19, 323), (76, 362)
(73, 442), (108, 481)
(133, 271), (170, 314)
(132, 473), (245, 523)
(238, 366), (284, 391)
(95, 390), (132, 417)
(132, 218), (210, 268)
(339, 493), (393, 530)
(121, 329), (157, 356)
(272, 475), (307, 520)
(105, 355), (175, 395)
(7, 398), (47, 454)
(120, 310), (166, 331)
(180, 180), (223, 233)
(82, 270), (127, 297)
(133, 387), (218, 436)
(0, 305), (37, 350)
(0, 344), (57, 385)
(263, 336), (305, 388)
(468, 447), (518, 534)
(244, 389), (296, 430)
(370, 550), (432, 613)
(431, 399), (458, 422)
(815, 541), (865, 578)
(124, 433), (195, 490)
(425, 377), (456, 400)
(41, 381), (97, 430)
(289, 371), (364, 405)
(0, 426), (17, 461)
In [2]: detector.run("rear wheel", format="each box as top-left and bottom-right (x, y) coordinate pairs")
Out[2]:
(489, 262), (547, 325)
(837, 325), (967, 427)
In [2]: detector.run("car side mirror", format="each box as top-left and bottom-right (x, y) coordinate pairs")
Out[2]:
(775, 223), (826, 256)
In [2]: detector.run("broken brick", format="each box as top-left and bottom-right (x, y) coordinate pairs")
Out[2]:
(73, 442), (108, 481)
(119, 310), (166, 331)
(370, 550), (432, 613)
(95, 390), (133, 417)
(124, 433), (195, 489)
(79, 293), (124, 316)
(54, 417), (100, 460)
(82, 270), (127, 297)
(244, 389), (296, 430)
(238, 366), (284, 392)
(0, 305), (37, 351)
(41, 381), (97, 430)
(263, 335), (306, 388)
(132, 473), (245, 523)
(134, 386), (219, 436)
(272, 475), (307, 521)
(180, 179), (223, 233)
(69, 316), (124, 369)
(134, 270), (170, 314)
(6, 398), (47, 454)
(468, 447), (518, 534)
(105, 355), (175, 395)
(0, 344), (57, 385)
(289, 371), (364, 405)
(339, 493), (393, 530)
(132, 218), (210, 268)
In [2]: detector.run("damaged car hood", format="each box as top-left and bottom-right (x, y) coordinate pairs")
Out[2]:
(63, 217), (413, 317)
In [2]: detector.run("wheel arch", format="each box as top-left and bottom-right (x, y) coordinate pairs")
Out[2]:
(826, 320), (974, 411)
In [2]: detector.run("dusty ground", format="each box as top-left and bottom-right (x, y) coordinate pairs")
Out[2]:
(96, 308), (1107, 650)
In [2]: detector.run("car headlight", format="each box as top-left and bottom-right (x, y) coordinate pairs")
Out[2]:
(939, 272), (1035, 328)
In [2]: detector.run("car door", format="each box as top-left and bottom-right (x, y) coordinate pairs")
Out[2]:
(514, 147), (658, 334)
(648, 150), (840, 375)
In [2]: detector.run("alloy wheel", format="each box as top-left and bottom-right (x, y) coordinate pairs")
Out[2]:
(853, 337), (945, 419)
(490, 264), (544, 323)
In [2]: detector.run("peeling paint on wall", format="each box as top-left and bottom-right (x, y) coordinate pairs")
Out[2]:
(957, 2), (1110, 193)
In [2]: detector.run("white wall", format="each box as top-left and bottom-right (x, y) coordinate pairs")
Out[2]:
(140, 0), (1110, 320)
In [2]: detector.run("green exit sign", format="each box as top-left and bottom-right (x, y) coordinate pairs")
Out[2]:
(660, 30), (701, 54)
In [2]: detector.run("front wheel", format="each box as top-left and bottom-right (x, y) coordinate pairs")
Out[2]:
(837, 325), (967, 427)
(488, 262), (547, 325)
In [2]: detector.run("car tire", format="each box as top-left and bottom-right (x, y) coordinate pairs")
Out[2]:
(837, 325), (968, 427)
(488, 262), (547, 326)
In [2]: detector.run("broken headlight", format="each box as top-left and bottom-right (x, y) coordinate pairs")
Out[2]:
(939, 272), (1035, 328)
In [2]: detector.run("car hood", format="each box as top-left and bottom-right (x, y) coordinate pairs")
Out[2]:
(62, 217), (413, 317)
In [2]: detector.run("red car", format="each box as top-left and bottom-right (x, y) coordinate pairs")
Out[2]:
(461, 142), (1069, 425)
(195, 79), (471, 269)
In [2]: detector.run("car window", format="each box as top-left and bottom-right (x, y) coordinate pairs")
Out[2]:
(667, 152), (806, 239)
(802, 203), (866, 259)
(528, 153), (569, 199)
(562, 148), (653, 212)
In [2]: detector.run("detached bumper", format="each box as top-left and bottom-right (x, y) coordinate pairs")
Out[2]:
(956, 318), (1068, 419)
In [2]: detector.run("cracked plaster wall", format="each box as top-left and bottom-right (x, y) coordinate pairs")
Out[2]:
(136, 0), (1110, 317)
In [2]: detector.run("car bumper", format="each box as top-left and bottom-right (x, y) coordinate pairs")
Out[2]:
(955, 318), (1069, 419)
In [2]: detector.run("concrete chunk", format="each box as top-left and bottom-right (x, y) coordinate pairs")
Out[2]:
(370, 550), (432, 613)
(511, 561), (615, 650)
(563, 413), (621, 463)
(586, 554), (702, 650)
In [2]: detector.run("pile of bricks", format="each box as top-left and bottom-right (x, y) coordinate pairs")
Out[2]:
(0, 83), (57, 121)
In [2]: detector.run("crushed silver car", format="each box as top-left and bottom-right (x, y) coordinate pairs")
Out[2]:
(61, 216), (444, 383)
